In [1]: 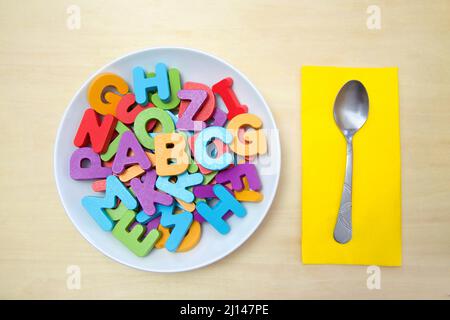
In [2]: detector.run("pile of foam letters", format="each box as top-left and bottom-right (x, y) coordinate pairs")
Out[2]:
(69, 62), (267, 257)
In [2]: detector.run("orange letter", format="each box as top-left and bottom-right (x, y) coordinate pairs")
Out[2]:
(154, 133), (189, 176)
(226, 113), (267, 156)
(87, 73), (129, 116)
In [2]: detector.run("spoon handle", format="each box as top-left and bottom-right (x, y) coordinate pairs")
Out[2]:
(334, 138), (353, 244)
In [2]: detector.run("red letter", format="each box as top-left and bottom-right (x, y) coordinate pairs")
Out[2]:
(73, 109), (117, 154)
(212, 77), (248, 120)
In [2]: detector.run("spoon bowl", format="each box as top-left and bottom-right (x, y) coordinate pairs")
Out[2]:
(334, 80), (369, 135)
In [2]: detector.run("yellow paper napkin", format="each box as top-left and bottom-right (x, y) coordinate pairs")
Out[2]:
(301, 66), (402, 266)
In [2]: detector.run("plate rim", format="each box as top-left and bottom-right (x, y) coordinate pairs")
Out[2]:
(54, 46), (281, 272)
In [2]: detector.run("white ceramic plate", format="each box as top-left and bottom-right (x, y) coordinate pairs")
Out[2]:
(54, 47), (280, 272)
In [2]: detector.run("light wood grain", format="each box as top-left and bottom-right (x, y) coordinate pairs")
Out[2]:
(0, 0), (449, 299)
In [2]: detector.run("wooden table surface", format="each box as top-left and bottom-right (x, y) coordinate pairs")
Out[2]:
(1, 0), (449, 299)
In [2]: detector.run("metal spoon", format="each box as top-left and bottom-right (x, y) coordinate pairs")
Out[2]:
(333, 80), (369, 244)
